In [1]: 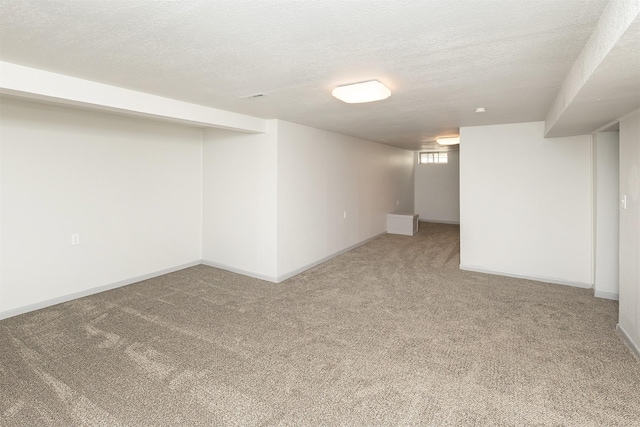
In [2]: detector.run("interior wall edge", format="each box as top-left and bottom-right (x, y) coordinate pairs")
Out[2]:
(418, 219), (460, 225)
(459, 264), (592, 290)
(0, 260), (201, 320)
(617, 323), (640, 359)
(276, 232), (387, 283)
(594, 290), (620, 301)
(200, 260), (278, 284)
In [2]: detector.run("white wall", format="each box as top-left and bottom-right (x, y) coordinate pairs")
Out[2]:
(201, 124), (278, 281)
(0, 107), (416, 316)
(0, 98), (203, 317)
(460, 121), (592, 287)
(414, 150), (460, 223)
(618, 110), (640, 353)
(593, 131), (619, 300)
(277, 121), (414, 279)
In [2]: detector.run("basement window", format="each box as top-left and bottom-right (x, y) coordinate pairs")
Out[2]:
(419, 152), (448, 164)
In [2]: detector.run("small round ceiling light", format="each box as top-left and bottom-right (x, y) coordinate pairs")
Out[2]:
(436, 136), (460, 146)
(475, 107), (486, 113)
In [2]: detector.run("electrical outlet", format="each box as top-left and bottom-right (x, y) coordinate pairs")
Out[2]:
(71, 234), (80, 245)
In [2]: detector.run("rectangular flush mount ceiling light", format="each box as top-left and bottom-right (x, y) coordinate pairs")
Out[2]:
(436, 137), (460, 145)
(332, 80), (391, 103)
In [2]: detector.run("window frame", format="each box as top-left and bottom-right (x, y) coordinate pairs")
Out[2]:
(418, 151), (448, 164)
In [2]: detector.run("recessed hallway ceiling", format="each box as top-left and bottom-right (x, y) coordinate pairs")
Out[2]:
(0, 0), (631, 150)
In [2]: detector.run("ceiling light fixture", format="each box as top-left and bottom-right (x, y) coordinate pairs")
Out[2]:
(475, 107), (486, 113)
(332, 80), (391, 103)
(436, 136), (460, 145)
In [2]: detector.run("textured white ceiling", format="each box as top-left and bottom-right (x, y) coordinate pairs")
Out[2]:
(0, 0), (618, 150)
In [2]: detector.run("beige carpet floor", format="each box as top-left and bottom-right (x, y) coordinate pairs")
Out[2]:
(1, 223), (639, 426)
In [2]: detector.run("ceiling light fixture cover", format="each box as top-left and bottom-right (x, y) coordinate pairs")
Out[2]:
(332, 80), (391, 103)
(475, 107), (486, 113)
(436, 137), (460, 145)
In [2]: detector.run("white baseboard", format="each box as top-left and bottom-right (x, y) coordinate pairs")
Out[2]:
(276, 232), (386, 283)
(459, 264), (592, 289)
(2, 232), (388, 320)
(0, 260), (201, 320)
(594, 290), (619, 301)
(200, 260), (278, 283)
(418, 219), (460, 225)
(617, 324), (640, 359)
